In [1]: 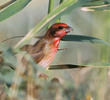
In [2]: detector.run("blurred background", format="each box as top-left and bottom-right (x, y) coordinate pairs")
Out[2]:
(0, 0), (110, 100)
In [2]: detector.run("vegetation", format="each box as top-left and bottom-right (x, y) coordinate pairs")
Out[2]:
(0, 0), (110, 100)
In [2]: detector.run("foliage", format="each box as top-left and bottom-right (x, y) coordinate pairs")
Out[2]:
(0, 0), (110, 100)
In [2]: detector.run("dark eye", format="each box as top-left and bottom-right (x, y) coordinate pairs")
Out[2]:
(58, 26), (64, 29)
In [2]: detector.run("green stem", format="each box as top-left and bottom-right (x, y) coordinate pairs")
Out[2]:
(48, 0), (54, 14)
(48, 0), (54, 28)
(56, 0), (65, 22)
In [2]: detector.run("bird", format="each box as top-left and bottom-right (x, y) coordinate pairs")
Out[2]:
(0, 23), (87, 71)
(21, 23), (73, 68)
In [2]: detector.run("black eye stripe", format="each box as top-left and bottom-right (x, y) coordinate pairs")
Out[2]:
(58, 26), (64, 29)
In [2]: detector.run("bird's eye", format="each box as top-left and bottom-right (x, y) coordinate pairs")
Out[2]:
(58, 26), (64, 29)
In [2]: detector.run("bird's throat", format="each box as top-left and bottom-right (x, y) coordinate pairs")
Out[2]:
(53, 38), (60, 49)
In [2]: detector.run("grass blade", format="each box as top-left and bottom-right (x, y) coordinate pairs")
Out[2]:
(62, 35), (110, 46)
(0, 0), (31, 21)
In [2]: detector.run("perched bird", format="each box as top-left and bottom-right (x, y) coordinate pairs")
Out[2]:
(21, 23), (73, 68)
(0, 23), (87, 70)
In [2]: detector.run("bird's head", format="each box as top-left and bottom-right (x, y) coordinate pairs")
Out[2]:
(47, 23), (73, 38)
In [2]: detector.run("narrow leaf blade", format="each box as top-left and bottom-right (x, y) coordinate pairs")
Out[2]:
(0, 0), (31, 21)
(61, 35), (110, 46)
(49, 64), (87, 70)
(81, 1), (110, 11)
(49, 64), (110, 70)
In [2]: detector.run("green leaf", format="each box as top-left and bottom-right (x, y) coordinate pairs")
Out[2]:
(0, 67), (14, 84)
(0, 0), (31, 21)
(61, 35), (110, 46)
(80, 1), (110, 11)
(49, 64), (87, 70)
(86, 3), (110, 11)
(49, 64), (110, 70)
(80, 0), (108, 7)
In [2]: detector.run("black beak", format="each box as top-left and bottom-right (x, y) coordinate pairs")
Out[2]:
(65, 26), (73, 33)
